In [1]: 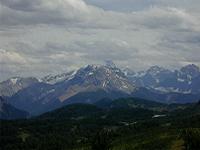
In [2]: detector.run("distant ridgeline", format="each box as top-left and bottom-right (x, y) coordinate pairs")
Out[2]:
(0, 63), (199, 115)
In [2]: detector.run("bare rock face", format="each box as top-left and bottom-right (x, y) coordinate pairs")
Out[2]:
(2, 63), (199, 115)
(41, 71), (76, 85)
(59, 64), (136, 102)
(125, 64), (200, 94)
(0, 77), (39, 97)
(5, 64), (136, 115)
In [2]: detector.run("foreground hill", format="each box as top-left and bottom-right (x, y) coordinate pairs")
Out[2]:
(1, 98), (199, 150)
(39, 98), (157, 123)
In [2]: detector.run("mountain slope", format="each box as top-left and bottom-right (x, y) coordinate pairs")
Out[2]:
(125, 64), (200, 95)
(133, 87), (200, 103)
(39, 103), (103, 120)
(0, 97), (29, 120)
(41, 71), (76, 85)
(2, 63), (200, 115)
(58, 65), (136, 102)
(8, 64), (136, 115)
(9, 82), (62, 115)
(39, 97), (157, 122)
(0, 77), (39, 97)
(63, 89), (130, 105)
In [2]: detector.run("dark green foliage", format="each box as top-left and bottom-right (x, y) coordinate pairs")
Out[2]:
(198, 100), (200, 105)
(1, 98), (200, 150)
(63, 89), (129, 105)
(92, 129), (113, 150)
(40, 103), (103, 120)
(180, 128), (200, 150)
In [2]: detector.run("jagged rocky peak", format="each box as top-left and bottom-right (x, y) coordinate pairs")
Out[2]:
(66, 65), (137, 92)
(0, 77), (39, 97)
(122, 67), (136, 76)
(0, 77), (38, 86)
(105, 60), (117, 68)
(41, 70), (77, 85)
(74, 63), (127, 80)
(73, 64), (102, 78)
(80, 64), (101, 72)
(180, 64), (200, 77)
(58, 63), (136, 102)
(147, 66), (171, 75)
(8, 77), (20, 85)
(75, 62), (121, 76)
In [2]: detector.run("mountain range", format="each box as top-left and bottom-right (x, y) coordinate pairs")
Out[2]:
(124, 64), (200, 94)
(0, 63), (199, 116)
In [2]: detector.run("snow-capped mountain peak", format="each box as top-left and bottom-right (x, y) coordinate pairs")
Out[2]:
(58, 64), (136, 102)
(180, 64), (200, 78)
(9, 77), (20, 85)
(0, 77), (39, 97)
(105, 60), (117, 68)
(147, 66), (171, 76)
(122, 68), (136, 77)
(41, 70), (77, 85)
(1, 63), (199, 115)
(124, 64), (200, 94)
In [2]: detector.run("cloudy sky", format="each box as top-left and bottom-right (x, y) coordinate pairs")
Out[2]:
(0, 0), (200, 81)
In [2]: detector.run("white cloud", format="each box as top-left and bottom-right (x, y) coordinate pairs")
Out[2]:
(0, 0), (200, 81)
(0, 49), (27, 64)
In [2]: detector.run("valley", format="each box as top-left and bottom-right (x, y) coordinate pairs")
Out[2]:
(1, 97), (200, 150)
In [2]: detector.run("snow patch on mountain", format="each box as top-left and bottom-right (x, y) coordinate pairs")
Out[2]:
(10, 78), (19, 85)
(177, 78), (185, 82)
(123, 64), (200, 94)
(42, 70), (77, 85)
(0, 77), (39, 97)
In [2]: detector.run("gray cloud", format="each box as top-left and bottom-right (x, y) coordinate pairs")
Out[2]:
(85, 0), (200, 12)
(0, 0), (91, 27)
(0, 0), (200, 81)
